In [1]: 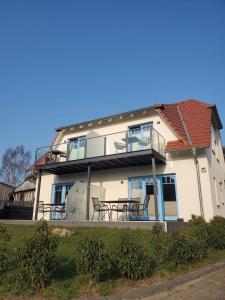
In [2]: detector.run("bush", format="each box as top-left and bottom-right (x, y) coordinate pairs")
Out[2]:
(208, 216), (225, 250)
(74, 237), (112, 282)
(167, 230), (207, 268)
(17, 220), (58, 290)
(151, 224), (168, 270)
(0, 225), (11, 280)
(115, 234), (155, 280)
(187, 215), (210, 249)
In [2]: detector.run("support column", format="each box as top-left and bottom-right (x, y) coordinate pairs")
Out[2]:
(34, 170), (42, 220)
(152, 156), (159, 221)
(86, 165), (91, 220)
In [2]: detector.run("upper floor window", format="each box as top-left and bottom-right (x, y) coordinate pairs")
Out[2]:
(128, 123), (153, 151)
(67, 136), (86, 161)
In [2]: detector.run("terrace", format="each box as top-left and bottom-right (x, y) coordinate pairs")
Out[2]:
(35, 127), (166, 174)
(34, 127), (167, 222)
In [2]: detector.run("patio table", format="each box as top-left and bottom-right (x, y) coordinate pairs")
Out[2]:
(100, 199), (140, 220)
(121, 136), (141, 144)
(40, 203), (65, 219)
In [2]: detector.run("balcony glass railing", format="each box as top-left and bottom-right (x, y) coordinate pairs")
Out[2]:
(35, 127), (165, 166)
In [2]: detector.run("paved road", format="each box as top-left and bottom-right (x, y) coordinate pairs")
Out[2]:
(141, 266), (225, 300)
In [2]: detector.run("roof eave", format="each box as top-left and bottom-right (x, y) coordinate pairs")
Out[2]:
(55, 105), (154, 132)
(210, 105), (223, 130)
(165, 145), (210, 153)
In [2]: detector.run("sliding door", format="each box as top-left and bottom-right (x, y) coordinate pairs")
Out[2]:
(51, 183), (73, 220)
(67, 136), (86, 161)
(129, 174), (178, 221)
(128, 123), (152, 152)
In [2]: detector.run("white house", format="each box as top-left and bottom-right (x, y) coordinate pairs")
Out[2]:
(33, 99), (225, 223)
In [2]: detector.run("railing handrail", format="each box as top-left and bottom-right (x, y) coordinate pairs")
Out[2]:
(35, 127), (165, 153)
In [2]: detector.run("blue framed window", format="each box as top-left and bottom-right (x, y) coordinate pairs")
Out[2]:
(128, 174), (178, 221)
(67, 136), (86, 160)
(161, 175), (177, 220)
(50, 183), (73, 220)
(128, 123), (152, 152)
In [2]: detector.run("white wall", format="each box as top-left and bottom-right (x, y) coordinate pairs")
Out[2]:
(34, 111), (225, 222)
(34, 151), (208, 221)
(206, 125), (225, 219)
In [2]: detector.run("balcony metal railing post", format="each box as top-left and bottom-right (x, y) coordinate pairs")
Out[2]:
(158, 132), (160, 153)
(84, 139), (87, 159)
(126, 132), (128, 152)
(35, 148), (38, 164)
(50, 145), (53, 163)
(150, 127), (153, 149)
(104, 136), (107, 156)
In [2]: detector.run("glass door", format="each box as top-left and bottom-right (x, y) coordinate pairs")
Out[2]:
(67, 136), (86, 160)
(161, 175), (177, 220)
(51, 183), (73, 220)
(129, 176), (162, 220)
(128, 123), (152, 152)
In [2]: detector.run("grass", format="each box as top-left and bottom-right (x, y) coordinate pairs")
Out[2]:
(0, 225), (154, 299)
(1, 224), (225, 300)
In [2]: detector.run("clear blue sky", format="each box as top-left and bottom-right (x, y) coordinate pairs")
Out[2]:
(0, 0), (225, 162)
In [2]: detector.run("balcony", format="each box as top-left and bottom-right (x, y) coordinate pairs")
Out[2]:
(35, 127), (166, 175)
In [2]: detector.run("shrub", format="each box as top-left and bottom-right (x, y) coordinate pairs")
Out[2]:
(0, 225), (11, 280)
(167, 230), (207, 268)
(187, 215), (206, 227)
(208, 216), (225, 250)
(151, 223), (168, 270)
(17, 220), (58, 290)
(187, 215), (210, 249)
(115, 234), (155, 280)
(74, 237), (112, 282)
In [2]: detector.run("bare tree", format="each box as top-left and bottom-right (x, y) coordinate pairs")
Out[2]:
(0, 145), (31, 187)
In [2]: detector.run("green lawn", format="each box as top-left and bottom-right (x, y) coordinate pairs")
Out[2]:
(0, 225), (154, 300)
(1, 224), (225, 300)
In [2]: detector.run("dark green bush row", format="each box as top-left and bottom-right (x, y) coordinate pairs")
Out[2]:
(149, 215), (225, 271)
(2, 214), (225, 292)
(74, 234), (155, 281)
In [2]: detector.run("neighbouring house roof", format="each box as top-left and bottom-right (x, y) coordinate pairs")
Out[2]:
(0, 181), (14, 188)
(14, 178), (36, 193)
(155, 99), (222, 152)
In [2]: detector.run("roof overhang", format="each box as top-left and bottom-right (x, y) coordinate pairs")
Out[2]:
(55, 105), (154, 132)
(210, 105), (223, 129)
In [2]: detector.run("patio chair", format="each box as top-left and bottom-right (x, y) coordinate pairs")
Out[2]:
(138, 137), (151, 148)
(136, 195), (150, 220)
(91, 197), (109, 220)
(111, 198), (129, 221)
(114, 141), (126, 153)
(127, 198), (141, 220)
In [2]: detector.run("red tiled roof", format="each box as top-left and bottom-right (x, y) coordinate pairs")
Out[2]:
(30, 132), (59, 170)
(155, 99), (213, 151)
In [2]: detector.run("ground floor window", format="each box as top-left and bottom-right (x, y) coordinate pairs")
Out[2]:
(129, 174), (177, 221)
(51, 183), (74, 220)
(52, 183), (73, 205)
(162, 175), (177, 219)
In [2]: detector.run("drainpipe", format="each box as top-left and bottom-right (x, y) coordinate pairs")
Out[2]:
(192, 147), (204, 218)
(176, 106), (204, 218)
